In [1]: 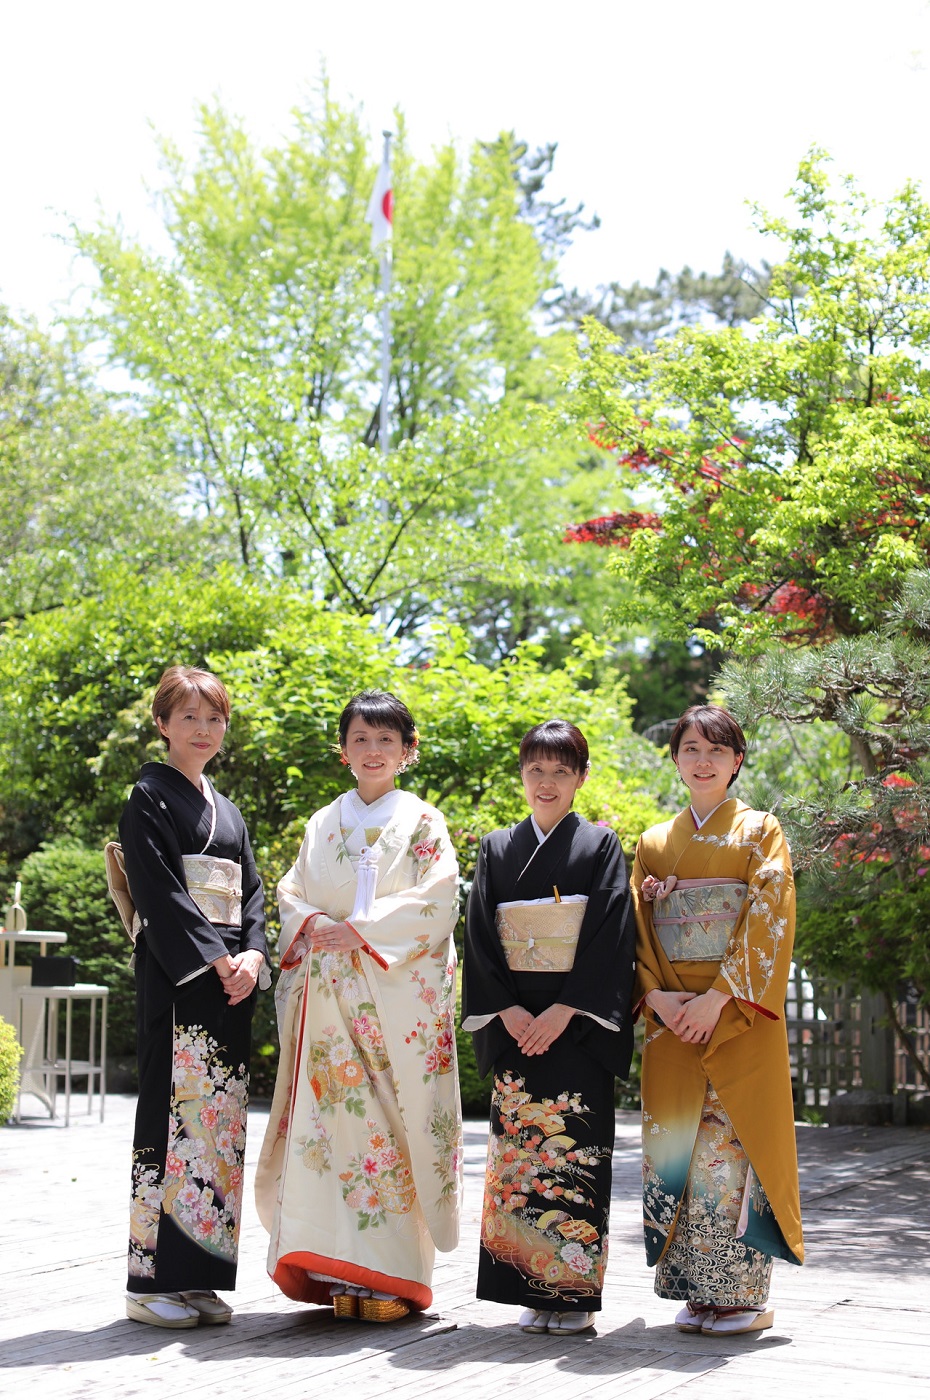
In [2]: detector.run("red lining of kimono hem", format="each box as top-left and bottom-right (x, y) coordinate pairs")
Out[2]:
(271, 1252), (431, 1310)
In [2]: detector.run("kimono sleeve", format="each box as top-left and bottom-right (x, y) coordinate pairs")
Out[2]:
(631, 835), (671, 1012)
(118, 785), (230, 984)
(558, 829), (634, 1030)
(277, 814), (330, 965)
(346, 808), (459, 968)
(461, 834), (517, 1025)
(711, 813), (796, 1030)
(461, 833), (520, 1077)
(236, 816), (272, 979)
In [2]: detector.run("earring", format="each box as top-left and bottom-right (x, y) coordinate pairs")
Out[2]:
(395, 758), (409, 775)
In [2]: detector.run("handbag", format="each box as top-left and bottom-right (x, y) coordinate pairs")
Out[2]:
(104, 841), (139, 943)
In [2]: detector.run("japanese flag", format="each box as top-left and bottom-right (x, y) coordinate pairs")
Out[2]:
(367, 153), (393, 250)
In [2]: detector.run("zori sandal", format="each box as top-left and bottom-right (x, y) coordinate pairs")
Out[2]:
(126, 1292), (200, 1328)
(547, 1311), (595, 1335)
(178, 1290), (233, 1324)
(702, 1306), (774, 1335)
(676, 1302), (715, 1333)
(330, 1285), (359, 1320)
(358, 1295), (410, 1323)
(518, 1308), (552, 1333)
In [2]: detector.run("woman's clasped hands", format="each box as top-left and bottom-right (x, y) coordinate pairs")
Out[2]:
(645, 988), (731, 1045)
(214, 949), (266, 1006)
(308, 917), (364, 953)
(501, 1003), (575, 1056)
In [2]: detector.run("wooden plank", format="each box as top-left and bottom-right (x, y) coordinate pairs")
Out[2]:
(2, 1095), (930, 1398)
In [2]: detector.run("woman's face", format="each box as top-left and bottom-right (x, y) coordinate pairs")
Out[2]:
(342, 717), (408, 801)
(156, 694), (227, 771)
(673, 725), (741, 808)
(521, 754), (587, 835)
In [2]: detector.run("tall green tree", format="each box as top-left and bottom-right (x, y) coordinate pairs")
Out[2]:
(0, 311), (215, 622)
(563, 153), (930, 651)
(720, 571), (930, 1086)
(71, 94), (622, 647)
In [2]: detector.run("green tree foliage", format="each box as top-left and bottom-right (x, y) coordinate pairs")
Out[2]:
(0, 564), (671, 869)
(720, 571), (930, 1085)
(563, 153), (930, 651)
(0, 565), (283, 862)
(559, 252), (769, 347)
(70, 94), (622, 651)
(0, 311), (216, 623)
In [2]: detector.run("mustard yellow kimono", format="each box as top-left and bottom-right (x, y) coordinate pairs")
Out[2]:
(632, 799), (803, 1306)
(255, 789), (463, 1311)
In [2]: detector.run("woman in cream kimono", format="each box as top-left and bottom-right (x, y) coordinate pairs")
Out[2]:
(632, 705), (803, 1338)
(256, 691), (462, 1323)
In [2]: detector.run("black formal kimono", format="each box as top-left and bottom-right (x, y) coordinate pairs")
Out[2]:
(119, 762), (269, 1295)
(462, 812), (635, 1314)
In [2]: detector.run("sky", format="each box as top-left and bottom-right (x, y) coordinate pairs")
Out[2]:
(5, 0), (930, 323)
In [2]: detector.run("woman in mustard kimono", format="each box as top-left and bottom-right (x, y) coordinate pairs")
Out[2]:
(256, 691), (462, 1323)
(632, 705), (803, 1337)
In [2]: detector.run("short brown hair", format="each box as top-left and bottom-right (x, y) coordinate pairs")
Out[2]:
(152, 666), (230, 749)
(669, 704), (746, 786)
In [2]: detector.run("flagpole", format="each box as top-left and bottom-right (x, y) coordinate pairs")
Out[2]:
(378, 129), (393, 460)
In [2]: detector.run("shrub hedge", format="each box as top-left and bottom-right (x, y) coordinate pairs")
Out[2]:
(0, 1016), (23, 1123)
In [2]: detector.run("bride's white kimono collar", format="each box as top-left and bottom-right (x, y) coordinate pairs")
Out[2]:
(341, 788), (404, 922)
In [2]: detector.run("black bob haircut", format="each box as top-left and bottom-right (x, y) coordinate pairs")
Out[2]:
(337, 690), (418, 751)
(519, 719), (590, 774)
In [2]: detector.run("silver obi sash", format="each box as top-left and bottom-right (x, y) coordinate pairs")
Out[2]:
(495, 896), (587, 972)
(181, 855), (242, 926)
(651, 877), (747, 962)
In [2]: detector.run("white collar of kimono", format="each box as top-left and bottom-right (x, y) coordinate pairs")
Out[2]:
(341, 787), (404, 923)
(519, 812), (570, 880)
(341, 786), (403, 832)
(198, 777), (217, 853)
(690, 800), (728, 830)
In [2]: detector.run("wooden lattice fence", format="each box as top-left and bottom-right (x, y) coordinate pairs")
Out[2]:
(787, 965), (927, 1111)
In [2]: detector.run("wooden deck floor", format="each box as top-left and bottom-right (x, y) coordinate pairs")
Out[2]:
(1, 1093), (928, 1399)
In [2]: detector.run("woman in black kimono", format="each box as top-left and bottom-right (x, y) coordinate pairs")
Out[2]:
(462, 720), (635, 1336)
(119, 666), (270, 1329)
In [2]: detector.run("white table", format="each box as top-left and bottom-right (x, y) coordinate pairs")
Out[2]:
(0, 928), (68, 1019)
(16, 983), (108, 1126)
(1, 929), (70, 1096)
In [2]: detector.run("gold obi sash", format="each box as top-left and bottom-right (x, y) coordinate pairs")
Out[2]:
(181, 855), (242, 926)
(495, 897), (587, 972)
(651, 877), (747, 962)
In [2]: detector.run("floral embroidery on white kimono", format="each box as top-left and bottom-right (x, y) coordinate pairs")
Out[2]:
(255, 788), (463, 1309)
